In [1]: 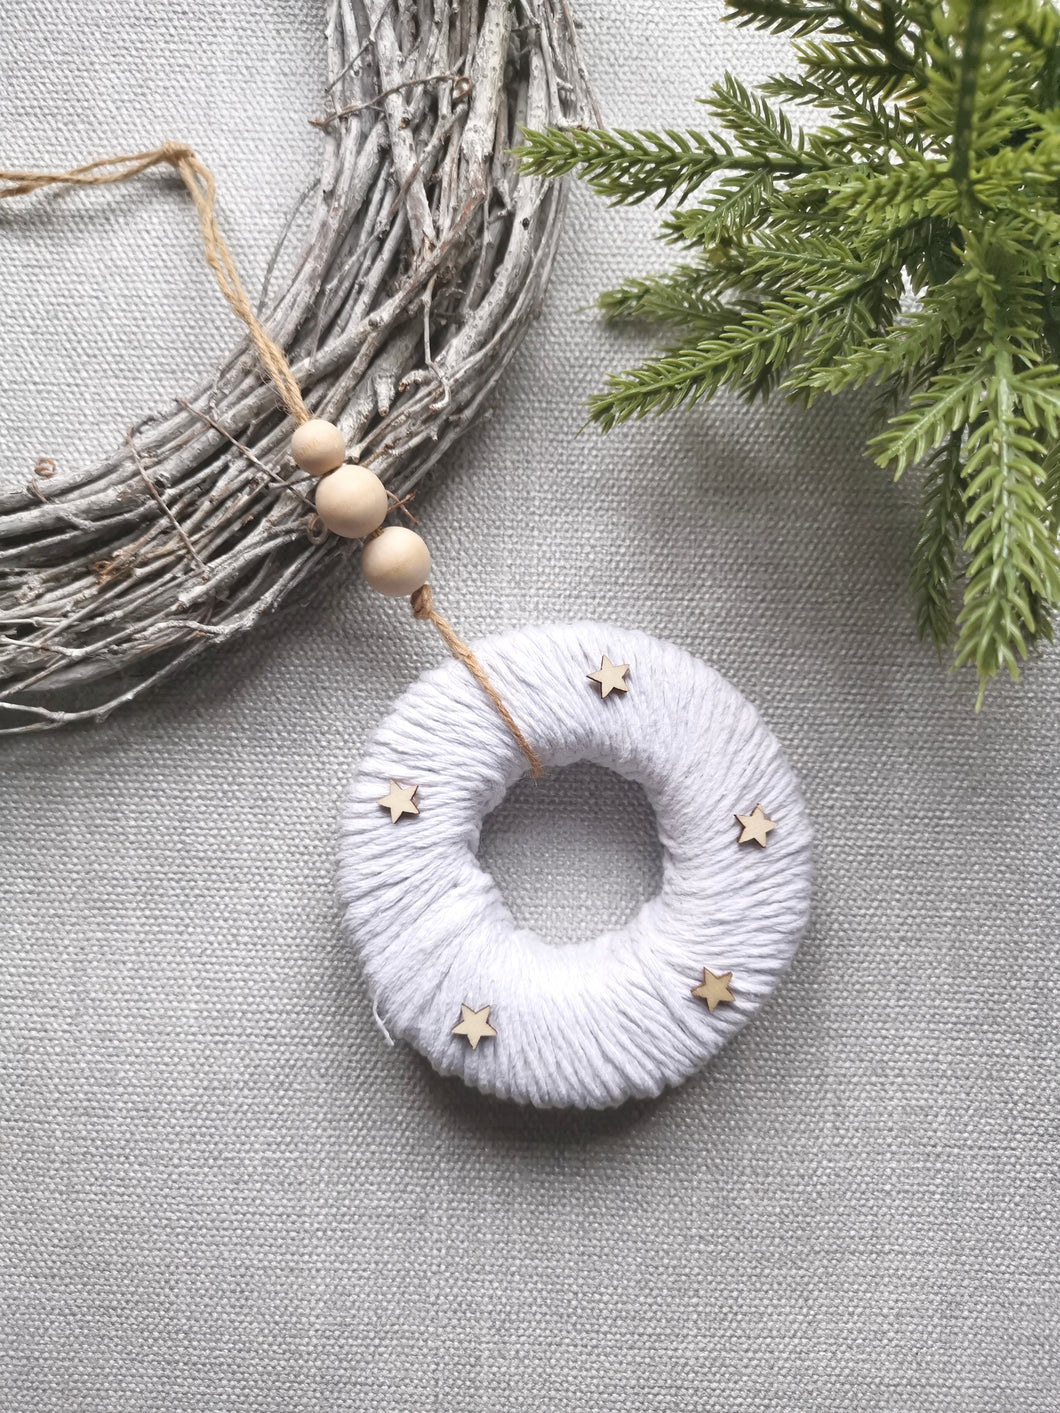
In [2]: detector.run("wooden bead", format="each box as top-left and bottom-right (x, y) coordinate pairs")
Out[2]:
(315, 464), (389, 539)
(290, 418), (346, 476)
(362, 526), (431, 597)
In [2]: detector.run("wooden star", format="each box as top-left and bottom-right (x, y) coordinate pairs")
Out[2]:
(587, 654), (630, 698)
(452, 1003), (497, 1049)
(691, 968), (735, 1012)
(377, 779), (419, 823)
(735, 803), (776, 847)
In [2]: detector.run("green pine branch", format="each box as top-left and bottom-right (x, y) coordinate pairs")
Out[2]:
(911, 432), (966, 648)
(662, 169), (775, 246)
(514, 125), (801, 206)
(516, 0), (1060, 701)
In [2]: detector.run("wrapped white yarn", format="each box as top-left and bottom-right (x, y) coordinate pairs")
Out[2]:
(338, 622), (813, 1109)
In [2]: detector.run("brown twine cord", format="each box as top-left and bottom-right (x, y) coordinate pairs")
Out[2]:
(2, 142), (541, 769)
(411, 586), (543, 777)
(0, 143), (310, 424)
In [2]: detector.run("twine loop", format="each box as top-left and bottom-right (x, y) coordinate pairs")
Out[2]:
(0, 143), (310, 426)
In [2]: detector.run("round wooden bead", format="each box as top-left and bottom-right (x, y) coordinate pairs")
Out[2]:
(315, 465), (389, 539)
(290, 418), (346, 476)
(361, 526), (431, 597)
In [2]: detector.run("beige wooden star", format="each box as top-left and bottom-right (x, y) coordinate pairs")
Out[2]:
(691, 968), (735, 1012)
(377, 779), (419, 823)
(587, 654), (630, 698)
(735, 803), (776, 847)
(452, 1003), (497, 1049)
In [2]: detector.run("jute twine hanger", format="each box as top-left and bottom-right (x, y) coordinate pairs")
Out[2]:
(0, 142), (543, 777)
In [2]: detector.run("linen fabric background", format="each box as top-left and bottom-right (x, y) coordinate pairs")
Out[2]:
(1, 3), (1057, 1409)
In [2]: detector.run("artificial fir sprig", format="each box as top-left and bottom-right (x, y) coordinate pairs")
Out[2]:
(518, 0), (1060, 701)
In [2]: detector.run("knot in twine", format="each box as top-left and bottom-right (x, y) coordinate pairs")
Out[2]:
(1, 142), (539, 770)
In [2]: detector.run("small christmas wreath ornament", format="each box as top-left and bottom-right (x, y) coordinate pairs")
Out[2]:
(339, 622), (813, 1110)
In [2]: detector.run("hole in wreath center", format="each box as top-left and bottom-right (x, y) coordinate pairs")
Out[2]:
(477, 761), (663, 945)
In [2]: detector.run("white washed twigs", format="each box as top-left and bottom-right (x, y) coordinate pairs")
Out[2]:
(0, 0), (595, 733)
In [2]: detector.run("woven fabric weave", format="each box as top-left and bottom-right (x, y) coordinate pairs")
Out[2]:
(1, 3), (1058, 1410)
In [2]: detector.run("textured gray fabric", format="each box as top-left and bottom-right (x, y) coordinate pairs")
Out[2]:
(2, 3), (1058, 1410)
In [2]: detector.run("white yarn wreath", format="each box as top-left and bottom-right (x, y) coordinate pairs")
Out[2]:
(338, 622), (813, 1109)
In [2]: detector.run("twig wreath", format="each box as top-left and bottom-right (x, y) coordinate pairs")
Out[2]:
(1, 0), (813, 1108)
(0, 0), (594, 734)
